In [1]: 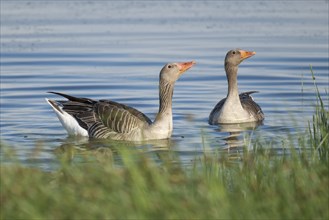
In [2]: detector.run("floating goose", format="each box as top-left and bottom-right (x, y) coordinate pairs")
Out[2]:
(209, 49), (264, 124)
(46, 61), (195, 141)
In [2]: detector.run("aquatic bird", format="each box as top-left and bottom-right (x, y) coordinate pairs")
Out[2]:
(46, 61), (195, 141)
(209, 49), (264, 124)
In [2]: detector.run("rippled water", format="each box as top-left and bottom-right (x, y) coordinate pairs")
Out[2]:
(1, 1), (328, 170)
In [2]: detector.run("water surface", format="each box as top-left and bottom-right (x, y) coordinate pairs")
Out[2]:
(1, 1), (328, 170)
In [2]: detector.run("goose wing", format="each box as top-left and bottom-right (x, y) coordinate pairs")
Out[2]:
(48, 92), (152, 137)
(240, 91), (264, 121)
(95, 99), (152, 133)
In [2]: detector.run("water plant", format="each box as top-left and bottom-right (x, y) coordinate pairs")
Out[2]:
(308, 66), (329, 163)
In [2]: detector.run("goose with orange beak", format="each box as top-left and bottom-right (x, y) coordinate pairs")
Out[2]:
(209, 49), (264, 124)
(46, 61), (196, 141)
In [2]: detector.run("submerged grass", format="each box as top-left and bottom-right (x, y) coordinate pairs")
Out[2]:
(1, 75), (328, 219)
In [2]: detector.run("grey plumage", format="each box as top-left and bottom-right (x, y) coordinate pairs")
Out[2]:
(46, 61), (196, 140)
(209, 91), (264, 124)
(48, 91), (151, 139)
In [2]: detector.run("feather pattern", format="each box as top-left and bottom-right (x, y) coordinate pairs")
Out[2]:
(158, 80), (174, 114)
(47, 92), (152, 139)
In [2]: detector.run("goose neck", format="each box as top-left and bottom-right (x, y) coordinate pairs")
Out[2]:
(225, 64), (239, 98)
(156, 79), (174, 120)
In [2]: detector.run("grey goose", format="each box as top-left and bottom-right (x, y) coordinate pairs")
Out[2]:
(209, 49), (264, 124)
(47, 61), (195, 141)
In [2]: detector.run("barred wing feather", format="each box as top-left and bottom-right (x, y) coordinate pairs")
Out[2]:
(95, 100), (152, 134)
(48, 92), (152, 138)
(239, 91), (264, 121)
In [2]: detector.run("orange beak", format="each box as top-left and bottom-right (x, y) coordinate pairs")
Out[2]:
(239, 50), (256, 60)
(177, 61), (196, 74)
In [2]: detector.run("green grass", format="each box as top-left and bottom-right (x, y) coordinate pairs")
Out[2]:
(1, 145), (328, 220)
(308, 66), (329, 163)
(1, 75), (328, 220)
(1, 142), (328, 220)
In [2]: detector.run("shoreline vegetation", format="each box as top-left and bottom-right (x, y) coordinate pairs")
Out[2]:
(1, 77), (328, 219)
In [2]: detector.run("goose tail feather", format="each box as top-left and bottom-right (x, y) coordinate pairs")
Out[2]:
(45, 98), (88, 136)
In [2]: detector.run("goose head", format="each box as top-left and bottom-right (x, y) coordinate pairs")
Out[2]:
(160, 61), (196, 83)
(225, 49), (256, 68)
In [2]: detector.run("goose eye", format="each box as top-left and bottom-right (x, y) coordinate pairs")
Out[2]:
(232, 51), (236, 55)
(168, 65), (172, 69)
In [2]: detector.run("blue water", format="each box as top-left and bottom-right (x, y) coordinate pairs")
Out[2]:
(1, 1), (328, 170)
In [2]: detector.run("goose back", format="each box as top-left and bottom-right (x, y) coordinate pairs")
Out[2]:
(48, 92), (152, 138)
